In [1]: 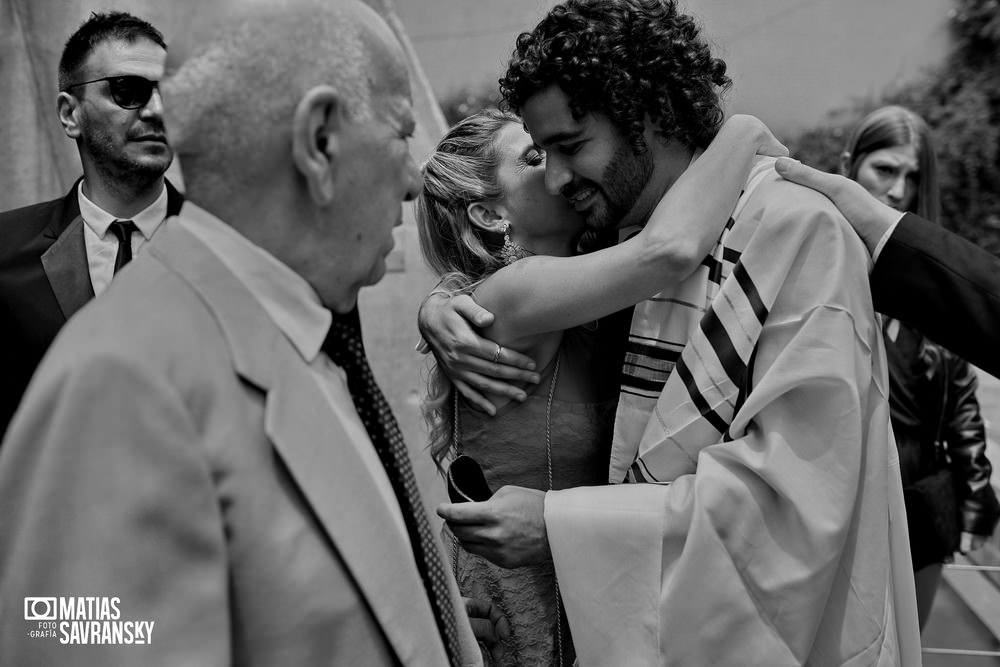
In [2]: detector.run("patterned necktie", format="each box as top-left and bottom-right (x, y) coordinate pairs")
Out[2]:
(109, 219), (139, 274)
(323, 307), (463, 666)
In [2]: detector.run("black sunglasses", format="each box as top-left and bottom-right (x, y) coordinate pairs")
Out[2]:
(65, 75), (159, 110)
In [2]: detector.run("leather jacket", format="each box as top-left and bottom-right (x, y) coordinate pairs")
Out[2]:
(885, 319), (1000, 537)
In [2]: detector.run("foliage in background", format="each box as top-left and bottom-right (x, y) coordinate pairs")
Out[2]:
(441, 83), (502, 126)
(787, 0), (1000, 253)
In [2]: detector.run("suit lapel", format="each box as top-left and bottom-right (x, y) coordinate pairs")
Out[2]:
(264, 351), (450, 666)
(164, 180), (184, 217)
(148, 221), (448, 666)
(36, 178), (183, 324)
(40, 214), (94, 321)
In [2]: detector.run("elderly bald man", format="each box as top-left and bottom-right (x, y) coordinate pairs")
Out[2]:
(0, 1), (486, 665)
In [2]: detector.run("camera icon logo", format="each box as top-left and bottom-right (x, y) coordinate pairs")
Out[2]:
(24, 597), (57, 621)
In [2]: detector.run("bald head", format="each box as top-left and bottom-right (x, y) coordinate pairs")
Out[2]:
(159, 0), (419, 311)
(161, 0), (404, 206)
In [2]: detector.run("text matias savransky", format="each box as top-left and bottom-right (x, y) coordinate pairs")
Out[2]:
(24, 596), (155, 645)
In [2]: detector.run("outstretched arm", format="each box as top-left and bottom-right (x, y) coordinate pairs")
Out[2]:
(476, 114), (787, 346)
(775, 156), (1000, 377)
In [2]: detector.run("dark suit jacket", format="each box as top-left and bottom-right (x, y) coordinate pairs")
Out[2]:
(0, 179), (184, 436)
(872, 212), (1000, 377)
(0, 217), (481, 665)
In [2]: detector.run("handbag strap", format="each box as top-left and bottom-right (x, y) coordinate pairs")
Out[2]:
(931, 340), (949, 463)
(452, 389), (461, 455)
(449, 390), (462, 575)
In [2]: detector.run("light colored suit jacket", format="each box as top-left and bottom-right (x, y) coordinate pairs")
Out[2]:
(0, 221), (481, 666)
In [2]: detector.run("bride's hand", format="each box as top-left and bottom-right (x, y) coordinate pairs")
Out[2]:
(417, 293), (540, 414)
(464, 597), (511, 663)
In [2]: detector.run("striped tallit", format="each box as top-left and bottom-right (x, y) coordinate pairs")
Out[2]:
(611, 158), (774, 482)
(552, 156), (924, 665)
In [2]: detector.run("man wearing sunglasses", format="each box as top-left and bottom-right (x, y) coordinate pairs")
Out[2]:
(0, 11), (182, 438)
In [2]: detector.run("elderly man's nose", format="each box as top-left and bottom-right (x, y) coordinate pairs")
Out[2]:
(403, 154), (421, 202)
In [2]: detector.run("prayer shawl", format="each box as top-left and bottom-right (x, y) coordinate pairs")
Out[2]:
(544, 158), (920, 666)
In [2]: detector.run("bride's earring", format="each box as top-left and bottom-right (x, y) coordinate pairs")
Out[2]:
(499, 222), (529, 265)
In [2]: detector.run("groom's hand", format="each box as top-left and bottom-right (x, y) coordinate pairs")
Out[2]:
(438, 486), (550, 568)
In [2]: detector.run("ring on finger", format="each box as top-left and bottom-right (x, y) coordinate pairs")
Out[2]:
(492, 344), (503, 364)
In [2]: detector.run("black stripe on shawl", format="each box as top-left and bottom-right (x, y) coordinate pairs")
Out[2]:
(733, 262), (768, 325)
(724, 344), (759, 442)
(698, 306), (746, 389)
(620, 373), (668, 394)
(674, 359), (729, 434)
(621, 341), (679, 393)
(700, 241), (741, 285)
(621, 387), (666, 399)
(624, 339), (683, 362)
(630, 458), (661, 483)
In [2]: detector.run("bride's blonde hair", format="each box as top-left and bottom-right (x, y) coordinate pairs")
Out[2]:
(415, 109), (521, 470)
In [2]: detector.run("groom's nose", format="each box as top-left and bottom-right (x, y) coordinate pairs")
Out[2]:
(544, 152), (573, 196)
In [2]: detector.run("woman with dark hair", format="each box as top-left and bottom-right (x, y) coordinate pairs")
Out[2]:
(841, 105), (999, 629)
(416, 109), (783, 665)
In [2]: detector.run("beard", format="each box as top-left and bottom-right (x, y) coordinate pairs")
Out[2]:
(79, 116), (173, 192)
(576, 143), (655, 232)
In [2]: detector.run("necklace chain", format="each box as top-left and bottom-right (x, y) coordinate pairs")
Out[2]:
(544, 355), (563, 667)
(449, 353), (564, 666)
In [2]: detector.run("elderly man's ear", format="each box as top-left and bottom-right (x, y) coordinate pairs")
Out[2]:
(292, 85), (347, 206)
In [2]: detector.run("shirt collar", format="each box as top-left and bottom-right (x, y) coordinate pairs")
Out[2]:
(78, 181), (169, 241)
(176, 202), (331, 362)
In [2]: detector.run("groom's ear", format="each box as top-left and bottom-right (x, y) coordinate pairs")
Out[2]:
(467, 202), (507, 233)
(642, 114), (668, 148)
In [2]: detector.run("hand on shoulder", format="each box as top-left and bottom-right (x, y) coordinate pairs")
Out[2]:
(774, 157), (905, 256)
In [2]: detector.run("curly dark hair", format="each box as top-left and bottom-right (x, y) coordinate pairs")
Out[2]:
(500, 0), (731, 153)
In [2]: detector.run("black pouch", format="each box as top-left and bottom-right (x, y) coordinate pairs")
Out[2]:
(903, 467), (960, 569)
(446, 455), (493, 503)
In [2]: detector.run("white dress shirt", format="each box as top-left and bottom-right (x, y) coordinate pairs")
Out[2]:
(871, 213), (904, 263)
(78, 183), (169, 296)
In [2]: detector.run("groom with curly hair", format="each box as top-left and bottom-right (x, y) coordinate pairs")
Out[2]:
(439, 1), (921, 664)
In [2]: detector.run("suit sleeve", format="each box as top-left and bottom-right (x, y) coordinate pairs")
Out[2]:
(0, 352), (230, 666)
(544, 200), (907, 665)
(873, 212), (1000, 377)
